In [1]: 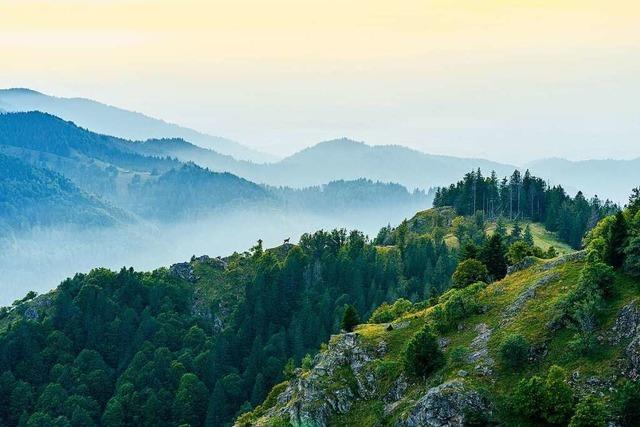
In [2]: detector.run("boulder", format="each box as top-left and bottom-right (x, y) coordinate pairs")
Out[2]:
(169, 262), (197, 282)
(403, 380), (490, 427)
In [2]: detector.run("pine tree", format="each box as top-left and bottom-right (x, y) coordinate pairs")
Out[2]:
(340, 305), (360, 332)
(480, 234), (507, 280)
(523, 224), (534, 247)
(605, 211), (628, 268)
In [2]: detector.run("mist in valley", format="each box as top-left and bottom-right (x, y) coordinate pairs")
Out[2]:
(0, 203), (426, 305)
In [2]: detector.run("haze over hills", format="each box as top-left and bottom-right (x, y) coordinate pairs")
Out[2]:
(527, 157), (640, 205)
(2, 88), (637, 203)
(0, 111), (430, 302)
(0, 88), (273, 163)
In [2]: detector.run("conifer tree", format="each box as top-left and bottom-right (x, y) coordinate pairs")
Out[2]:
(340, 305), (360, 332)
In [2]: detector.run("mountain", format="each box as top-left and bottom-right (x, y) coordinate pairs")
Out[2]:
(244, 198), (640, 426)
(0, 153), (128, 234)
(242, 138), (517, 190)
(0, 88), (272, 162)
(243, 250), (640, 426)
(0, 200), (589, 426)
(527, 157), (640, 204)
(0, 112), (429, 227)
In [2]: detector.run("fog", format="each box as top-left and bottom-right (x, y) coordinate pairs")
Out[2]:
(0, 204), (426, 306)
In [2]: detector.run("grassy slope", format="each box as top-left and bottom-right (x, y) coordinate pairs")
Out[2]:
(248, 254), (639, 426)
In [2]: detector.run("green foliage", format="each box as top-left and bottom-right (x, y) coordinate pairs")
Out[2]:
(341, 305), (360, 332)
(369, 299), (412, 323)
(623, 235), (640, 277)
(569, 395), (608, 427)
(402, 325), (444, 379)
(479, 233), (507, 280)
(432, 283), (484, 332)
(452, 259), (488, 288)
(498, 334), (530, 371)
(605, 211), (628, 268)
(434, 169), (617, 248)
(614, 380), (640, 426)
(511, 365), (574, 425)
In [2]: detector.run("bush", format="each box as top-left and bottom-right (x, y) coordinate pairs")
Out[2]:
(369, 299), (413, 323)
(569, 395), (607, 427)
(511, 365), (574, 425)
(614, 380), (640, 426)
(498, 334), (530, 371)
(402, 325), (444, 379)
(432, 283), (485, 332)
(448, 346), (469, 368)
(452, 259), (488, 288)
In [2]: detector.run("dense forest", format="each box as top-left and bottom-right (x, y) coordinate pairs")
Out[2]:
(0, 153), (127, 233)
(0, 218), (458, 426)
(0, 168), (629, 426)
(433, 169), (618, 248)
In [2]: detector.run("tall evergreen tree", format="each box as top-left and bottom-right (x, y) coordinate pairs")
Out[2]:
(340, 305), (360, 332)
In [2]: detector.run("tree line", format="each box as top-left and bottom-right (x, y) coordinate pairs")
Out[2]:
(433, 169), (618, 248)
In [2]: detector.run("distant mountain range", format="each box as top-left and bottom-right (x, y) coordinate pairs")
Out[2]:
(1, 88), (637, 204)
(0, 112), (429, 231)
(0, 88), (272, 162)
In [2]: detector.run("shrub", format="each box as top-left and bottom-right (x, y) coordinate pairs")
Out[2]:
(506, 241), (534, 265)
(369, 299), (413, 323)
(449, 346), (469, 368)
(614, 380), (640, 426)
(452, 259), (488, 288)
(402, 325), (444, 379)
(498, 334), (530, 371)
(569, 395), (607, 427)
(432, 283), (485, 332)
(511, 365), (574, 425)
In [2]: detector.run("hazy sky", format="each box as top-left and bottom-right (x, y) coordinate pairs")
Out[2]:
(2, 0), (639, 163)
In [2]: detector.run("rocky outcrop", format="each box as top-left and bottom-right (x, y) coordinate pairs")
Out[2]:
(403, 380), (490, 427)
(257, 333), (384, 426)
(169, 262), (197, 282)
(507, 256), (538, 275)
(540, 250), (587, 271)
(610, 301), (640, 344)
(467, 323), (494, 377)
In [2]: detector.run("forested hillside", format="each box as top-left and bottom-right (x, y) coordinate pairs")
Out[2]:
(0, 187), (581, 427)
(0, 153), (127, 233)
(244, 189), (640, 427)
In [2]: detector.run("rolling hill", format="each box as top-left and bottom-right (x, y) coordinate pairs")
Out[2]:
(0, 88), (271, 162)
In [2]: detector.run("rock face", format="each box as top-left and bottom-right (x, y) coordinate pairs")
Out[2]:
(507, 256), (538, 275)
(540, 250), (587, 271)
(403, 380), (489, 427)
(610, 301), (640, 344)
(467, 323), (494, 377)
(169, 262), (197, 282)
(258, 333), (384, 426)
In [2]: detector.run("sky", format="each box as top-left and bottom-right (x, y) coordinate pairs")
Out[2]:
(1, 0), (639, 163)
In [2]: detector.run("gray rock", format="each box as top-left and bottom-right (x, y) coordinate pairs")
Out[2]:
(610, 301), (640, 344)
(507, 256), (538, 275)
(403, 380), (490, 427)
(169, 262), (197, 282)
(540, 250), (587, 271)
(257, 332), (383, 426)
